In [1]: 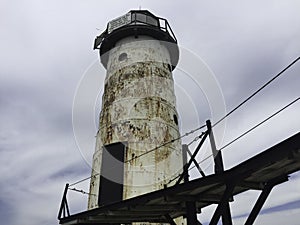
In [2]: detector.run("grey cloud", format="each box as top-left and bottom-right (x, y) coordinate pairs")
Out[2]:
(0, 1), (299, 225)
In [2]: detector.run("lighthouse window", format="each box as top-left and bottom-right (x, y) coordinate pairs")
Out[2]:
(146, 16), (158, 26)
(118, 52), (127, 61)
(173, 114), (178, 125)
(136, 13), (146, 23)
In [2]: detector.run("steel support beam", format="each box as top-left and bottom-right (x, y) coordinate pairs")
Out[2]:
(221, 202), (233, 225)
(186, 201), (199, 225)
(209, 184), (235, 225)
(244, 176), (288, 225)
(207, 120), (233, 225)
(244, 184), (273, 225)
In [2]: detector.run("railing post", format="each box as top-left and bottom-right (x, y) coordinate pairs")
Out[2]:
(206, 120), (232, 225)
(58, 183), (69, 220)
(206, 120), (224, 174)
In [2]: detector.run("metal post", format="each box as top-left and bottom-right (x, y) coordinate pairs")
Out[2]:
(58, 183), (70, 219)
(222, 202), (233, 225)
(182, 145), (201, 225)
(206, 120), (224, 174)
(186, 201), (199, 225)
(182, 144), (189, 183)
(207, 120), (232, 225)
(209, 184), (235, 225)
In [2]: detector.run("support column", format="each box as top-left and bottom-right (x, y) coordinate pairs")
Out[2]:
(207, 120), (232, 225)
(244, 182), (274, 225)
(186, 201), (199, 225)
(209, 184), (235, 225)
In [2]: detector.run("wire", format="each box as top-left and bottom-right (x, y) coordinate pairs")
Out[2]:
(123, 124), (206, 164)
(174, 96), (300, 182)
(70, 94), (299, 187)
(187, 154), (214, 174)
(167, 154), (213, 184)
(69, 174), (99, 187)
(187, 132), (205, 146)
(68, 124), (206, 187)
(213, 57), (300, 127)
(68, 187), (96, 196)
(167, 133), (209, 185)
(218, 96), (300, 151)
(68, 57), (300, 188)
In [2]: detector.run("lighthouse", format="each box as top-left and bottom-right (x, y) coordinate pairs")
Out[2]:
(88, 10), (183, 213)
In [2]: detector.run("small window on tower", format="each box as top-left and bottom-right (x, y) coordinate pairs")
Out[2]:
(173, 114), (178, 125)
(118, 52), (127, 61)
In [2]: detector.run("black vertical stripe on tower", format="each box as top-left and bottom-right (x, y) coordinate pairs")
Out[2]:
(182, 144), (189, 183)
(98, 142), (126, 206)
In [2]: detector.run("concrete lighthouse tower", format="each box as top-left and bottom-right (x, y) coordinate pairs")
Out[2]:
(88, 10), (183, 214)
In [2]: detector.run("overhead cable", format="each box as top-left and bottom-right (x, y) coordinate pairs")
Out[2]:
(187, 96), (300, 173)
(213, 57), (300, 127)
(123, 124), (206, 164)
(69, 57), (300, 187)
(69, 124), (206, 186)
(69, 174), (98, 187)
(218, 96), (300, 151)
(68, 187), (96, 196)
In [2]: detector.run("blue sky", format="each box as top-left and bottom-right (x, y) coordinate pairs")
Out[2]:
(0, 1), (300, 225)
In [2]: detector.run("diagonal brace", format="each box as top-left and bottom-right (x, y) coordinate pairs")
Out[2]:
(58, 183), (70, 219)
(186, 147), (206, 177)
(209, 183), (235, 225)
(176, 131), (209, 185)
(244, 176), (289, 225)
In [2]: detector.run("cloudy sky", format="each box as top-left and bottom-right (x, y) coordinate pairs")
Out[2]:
(1, 1), (300, 225)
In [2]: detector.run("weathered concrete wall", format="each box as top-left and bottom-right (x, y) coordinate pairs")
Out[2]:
(88, 36), (183, 211)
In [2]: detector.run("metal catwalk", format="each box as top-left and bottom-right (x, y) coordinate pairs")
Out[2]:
(58, 131), (300, 225)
